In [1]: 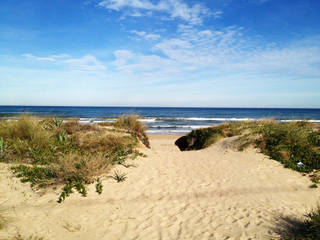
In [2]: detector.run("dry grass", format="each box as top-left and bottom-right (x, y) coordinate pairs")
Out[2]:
(55, 153), (112, 185)
(0, 207), (6, 230)
(180, 120), (320, 173)
(114, 115), (150, 148)
(0, 115), (146, 202)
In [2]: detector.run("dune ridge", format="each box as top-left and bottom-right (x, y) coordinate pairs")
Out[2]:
(1, 135), (320, 240)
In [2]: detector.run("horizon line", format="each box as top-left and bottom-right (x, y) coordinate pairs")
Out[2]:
(1, 105), (320, 110)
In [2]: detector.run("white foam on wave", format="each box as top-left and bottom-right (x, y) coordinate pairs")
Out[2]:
(280, 119), (320, 123)
(139, 118), (157, 122)
(150, 125), (212, 129)
(175, 117), (254, 121)
(146, 129), (190, 134)
(79, 118), (115, 124)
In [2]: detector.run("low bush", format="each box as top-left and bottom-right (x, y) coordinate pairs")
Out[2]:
(238, 121), (320, 173)
(278, 204), (320, 240)
(0, 115), (147, 202)
(180, 122), (251, 150)
(179, 120), (320, 173)
(113, 115), (150, 148)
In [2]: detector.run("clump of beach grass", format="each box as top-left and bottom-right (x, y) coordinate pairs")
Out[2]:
(181, 122), (251, 150)
(180, 120), (320, 173)
(113, 115), (150, 148)
(110, 170), (127, 182)
(238, 120), (320, 173)
(0, 115), (147, 202)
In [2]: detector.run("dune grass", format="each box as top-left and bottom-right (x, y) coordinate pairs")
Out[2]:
(182, 122), (251, 150)
(0, 115), (147, 202)
(113, 115), (150, 148)
(182, 120), (320, 173)
(237, 120), (320, 173)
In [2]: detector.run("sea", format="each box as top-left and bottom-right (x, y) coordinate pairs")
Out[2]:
(1, 106), (320, 134)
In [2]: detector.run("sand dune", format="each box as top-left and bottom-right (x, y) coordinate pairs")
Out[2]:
(1, 135), (320, 240)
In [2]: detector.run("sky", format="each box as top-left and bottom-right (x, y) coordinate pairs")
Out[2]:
(0, 0), (320, 108)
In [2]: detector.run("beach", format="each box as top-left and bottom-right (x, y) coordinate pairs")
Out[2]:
(1, 134), (319, 240)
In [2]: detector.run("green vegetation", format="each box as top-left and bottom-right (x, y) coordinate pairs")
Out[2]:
(183, 122), (248, 150)
(182, 120), (320, 173)
(113, 115), (150, 148)
(9, 233), (45, 240)
(238, 120), (320, 173)
(110, 170), (127, 182)
(0, 115), (148, 202)
(95, 178), (103, 194)
(277, 205), (320, 240)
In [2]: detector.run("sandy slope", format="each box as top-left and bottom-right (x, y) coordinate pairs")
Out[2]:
(1, 135), (320, 240)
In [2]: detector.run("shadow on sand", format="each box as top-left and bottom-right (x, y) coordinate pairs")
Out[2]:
(271, 212), (320, 240)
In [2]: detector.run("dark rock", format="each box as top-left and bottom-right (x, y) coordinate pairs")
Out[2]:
(175, 136), (196, 151)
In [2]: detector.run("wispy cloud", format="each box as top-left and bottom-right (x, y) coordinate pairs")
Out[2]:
(98, 0), (210, 24)
(130, 30), (161, 40)
(64, 55), (106, 71)
(23, 53), (106, 71)
(111, 23), (320, 87)
(23, 53), (57, 62)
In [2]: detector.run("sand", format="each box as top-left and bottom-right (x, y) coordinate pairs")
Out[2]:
(1, 134), (320, 240)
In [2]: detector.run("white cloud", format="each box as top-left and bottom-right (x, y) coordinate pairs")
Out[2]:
(23, 53), (106, 71)
(23, 53), (56, 62)
(64, 55), (106, 71)
(23, 53), (70, 62)
(110, 23), (320, 88)
(49, 54), (70, 59)
(212, 10), (223, 19)
(99, 0), (210, 24)
(130, 30), (161, 40)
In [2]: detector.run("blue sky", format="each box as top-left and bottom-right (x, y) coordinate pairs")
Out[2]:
(0, 0), (319, 107)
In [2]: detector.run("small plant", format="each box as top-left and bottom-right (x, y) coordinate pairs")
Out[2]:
(310, 184), (318, 188)
(57, 178), (87, 203)
(278, 204), (320, 240)
(11, 233), (45, 240)
(311, 175), (320, 184)
(11, 165), (57, 187)
(111, 170), (127, 182)
(0, 137), (4, 153)
(95, 178), (103, 194)
(53, 117), (63, 128)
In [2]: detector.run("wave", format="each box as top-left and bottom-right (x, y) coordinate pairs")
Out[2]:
(3, 116), (320, 124)
(146, 129), (191, 134)
(280, 119), (320, 123)
(149, 125), (211, 129)
(143, 117), (320, 123)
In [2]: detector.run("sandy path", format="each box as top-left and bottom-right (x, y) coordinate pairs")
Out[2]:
(1, 135), (320, 240)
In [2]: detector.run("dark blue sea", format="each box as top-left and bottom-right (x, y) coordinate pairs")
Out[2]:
(1, 106), (320, 134)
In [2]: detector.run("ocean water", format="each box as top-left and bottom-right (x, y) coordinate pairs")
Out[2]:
(1, 106), (320, 134)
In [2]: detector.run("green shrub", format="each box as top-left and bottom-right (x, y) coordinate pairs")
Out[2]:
(0, 115), (146, 202)
(180, 120), (320, 173)
(279, 204), (320, 240)
(114, 115), (150, 148)
(11, 165), (57, 187)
